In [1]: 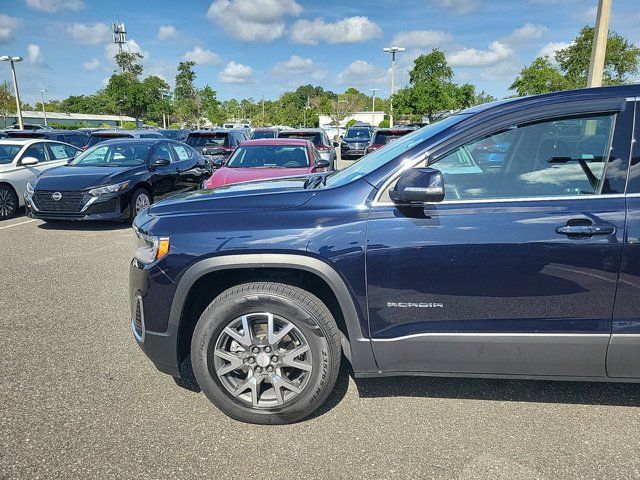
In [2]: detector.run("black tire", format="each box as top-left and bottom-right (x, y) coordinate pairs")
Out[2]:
(129, 188), (152, 222)
(0, 185), (18, 220)
(191, 282), (342, 424)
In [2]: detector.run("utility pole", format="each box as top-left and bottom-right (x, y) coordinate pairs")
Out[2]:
(0, 56), (24, 130)
(370, 88), (379, 126)
(383, 46), (405, 128)
(587, 0), (612, 87)
(40, 89), (47, 126)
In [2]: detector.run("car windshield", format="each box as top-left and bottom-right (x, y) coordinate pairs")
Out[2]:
(226, 145), (309, 168)
(87, 134), (129, 147)
(70, 143), (151, 167)
(251, 130), (276, 139)
(278, 132), (322, 145)
(187, 134), (229, 147)
(324, 114), (467, 187)
(0, 144), (23, 164)
(345, 128), (371, 140)
(374, 130), (413, 145)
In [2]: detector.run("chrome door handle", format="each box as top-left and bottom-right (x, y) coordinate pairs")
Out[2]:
(556, 224), (615, 236)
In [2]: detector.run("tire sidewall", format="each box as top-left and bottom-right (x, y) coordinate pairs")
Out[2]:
(0, 185), (18, 219)
(192, 289), (337, 424)
(130, 188), (151, 221)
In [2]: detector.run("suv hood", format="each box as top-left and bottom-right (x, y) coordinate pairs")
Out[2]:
(143, 175), (320, 219)
(33, 165), (139, 191)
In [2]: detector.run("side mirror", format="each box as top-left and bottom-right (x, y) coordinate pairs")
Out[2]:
(150, 158), (171, 169)
(21, 156), (39, 166)
(212, 157), (225, 168)
(389, 167), (445, 204)
(315, 159), (331, 170)
(332, 141), (340, 148)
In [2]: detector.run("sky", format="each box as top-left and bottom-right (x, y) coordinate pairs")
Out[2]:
(1, 0), (639, 106)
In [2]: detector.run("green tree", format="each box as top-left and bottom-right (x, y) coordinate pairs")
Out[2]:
(0, 81), (16, 127)
(510, 57), (569, 96)
(200, 85), (225, 126)
(114, 51), (144, 76)
(142, 75), (170, 124)
(174, 61), (200, 126)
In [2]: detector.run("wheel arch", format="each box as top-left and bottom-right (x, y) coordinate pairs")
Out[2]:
(170, 253), (378, 375)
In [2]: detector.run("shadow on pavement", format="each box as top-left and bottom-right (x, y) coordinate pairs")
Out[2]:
(353, 374), (640, 407)
(36, 220), (131, 232)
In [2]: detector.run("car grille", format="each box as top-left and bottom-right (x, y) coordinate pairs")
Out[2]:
(33, 190), (85, 213)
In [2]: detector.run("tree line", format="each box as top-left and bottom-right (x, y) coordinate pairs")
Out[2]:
(1, 25), (638, 129)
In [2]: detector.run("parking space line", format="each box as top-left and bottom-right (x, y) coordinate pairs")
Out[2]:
(0, 219), (36, 230)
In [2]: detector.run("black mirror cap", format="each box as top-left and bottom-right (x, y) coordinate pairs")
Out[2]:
(390, 167), (445, 204)
(332, 140), (340, 148)
(212, 157), (225, 168)
(316, 159), (331, 169)
(150, 158), (171, 169)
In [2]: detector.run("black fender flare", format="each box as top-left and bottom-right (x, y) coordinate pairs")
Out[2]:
(168, 253), (378, 374)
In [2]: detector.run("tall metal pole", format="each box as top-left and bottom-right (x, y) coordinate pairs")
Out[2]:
(587, 0), (612, 87)
(383, 47), (404, 128)
(8, 59), (24, 130)
(40, 89), (47, 126)
(370, 88), (379, 126)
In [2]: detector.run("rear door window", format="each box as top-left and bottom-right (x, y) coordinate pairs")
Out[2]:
(171, 144), (193, 161)
(46, 143), (74, 160)
(22, 143), (48, 163)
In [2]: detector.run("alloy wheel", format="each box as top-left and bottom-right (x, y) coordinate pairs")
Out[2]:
(212, 312), (313, 408)
(135, 193), (150, 214)
(0, 188), (16, 218)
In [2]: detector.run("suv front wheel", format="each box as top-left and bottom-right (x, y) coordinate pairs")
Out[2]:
(191, 282), (342, 424)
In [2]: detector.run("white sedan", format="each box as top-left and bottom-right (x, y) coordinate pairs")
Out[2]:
(0, 138), (80, 219)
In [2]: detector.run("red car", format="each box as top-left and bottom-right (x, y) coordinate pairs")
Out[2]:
(204, 138), (331, 189)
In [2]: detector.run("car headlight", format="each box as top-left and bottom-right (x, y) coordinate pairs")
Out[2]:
(25, 182), (34, 194)
(133, 229), (170, 264)
(89, 181), (129, 196)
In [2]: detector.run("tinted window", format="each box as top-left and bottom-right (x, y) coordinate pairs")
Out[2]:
(186, 133), (229, 147)
(431, 114), (614, 201)
(87, 134), (128, 147)
(345, 128), (371, 140)
(71, 143), (151, 167)
(0, 144), (23, 164)
(226, 145), (309, 168)
(278, 132), (322, 145)
(22, 143), (48, 162)
(251, 130), (276, 139)
(159, 130), (180, 140)
(63, 134), (88, 148)
(153, 143), (174, 163)
(47, 143), (74, 160)
(374, 130), (413, 145)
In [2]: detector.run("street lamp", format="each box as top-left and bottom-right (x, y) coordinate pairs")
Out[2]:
(382, 46), (405, 128)
(0, 55), (24, 130)
(369, 88), (379, 126)
(40, 89), (47, 127)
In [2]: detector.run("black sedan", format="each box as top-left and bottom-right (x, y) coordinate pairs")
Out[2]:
(24, 138), (208, 222)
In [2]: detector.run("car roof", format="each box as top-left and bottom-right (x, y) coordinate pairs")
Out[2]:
(90, 129), (161, 136)
(188, 129), (234, 135)
(94, 138), (168, 146)
(280, 128), (324, 133)
(240, 138), (311, 147)
(0, 138), (71, 145)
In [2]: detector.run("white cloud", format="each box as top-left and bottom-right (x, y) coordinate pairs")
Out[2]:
(502, 23), (548, 46)
(390, 30), (453, 48)
(538, 41), (573, 63)
(83, 58), (100, 71)
(272, 55), (326, 79)
(25, 0), (84, 12)
(447, 41), (513, 67)
(0, 14), (20, 44)
(207, 0), (302, 42)
(182, 46), (221, 66)
(337, 60), (387, 86)
(27, 44), (42, 64)
(66, 23), (111, 45)
(218, 60), (253, 84)
(157, 25), (178, 41)
(290, 16), (381, 45)
(437, 0), (479, 15)
(105, 39), (148, 64)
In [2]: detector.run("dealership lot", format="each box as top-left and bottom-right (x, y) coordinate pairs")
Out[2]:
(0, 215), (639, 479)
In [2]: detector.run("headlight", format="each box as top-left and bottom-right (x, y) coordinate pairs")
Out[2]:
(133, 229), (170, 264)
(89, 181), (129, 196)
(25, 182), (34, 194)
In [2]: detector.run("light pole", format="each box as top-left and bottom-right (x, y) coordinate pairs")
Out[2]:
(40, 89), (47, 127)
(0, 55), (24, 130)
(587, 0), (612, 87)
(369, 88), (379, 126)
(382, 46), (405, 128)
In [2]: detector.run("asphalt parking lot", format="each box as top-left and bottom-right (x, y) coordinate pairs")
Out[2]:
(1, 212), (640, 479)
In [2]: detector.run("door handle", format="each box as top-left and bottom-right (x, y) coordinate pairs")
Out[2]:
(556, 223), (615, 236)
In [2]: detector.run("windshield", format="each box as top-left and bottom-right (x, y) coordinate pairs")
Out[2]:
(278, 132), (322, 145)
(187, 134), (229, 147)
(226, 145), (309, 168)
(70, 143), (151, 167)
(0, 144), (23, 164)
(87, 134), (129, 147)
(251, 130), (276, 139)
(345, 128), (371, 140)
(325, 114), (467, 187)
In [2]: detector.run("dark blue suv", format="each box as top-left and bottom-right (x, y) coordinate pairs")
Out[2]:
(131, 85), (640, 424)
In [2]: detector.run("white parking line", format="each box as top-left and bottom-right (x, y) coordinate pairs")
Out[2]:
(0, 219), (36, 230)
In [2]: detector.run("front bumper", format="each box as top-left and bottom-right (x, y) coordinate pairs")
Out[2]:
(25, 190), (131, 221)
